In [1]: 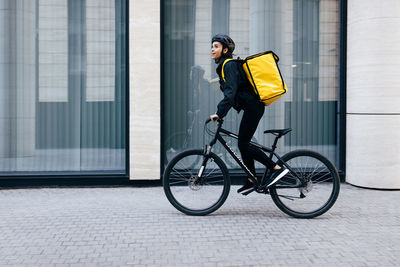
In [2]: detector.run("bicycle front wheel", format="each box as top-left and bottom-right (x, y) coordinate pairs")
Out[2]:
(163, 149), (230, 216)
(270, 150), (340, 219)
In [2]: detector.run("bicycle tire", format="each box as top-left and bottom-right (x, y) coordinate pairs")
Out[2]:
(269, 150), (340, 219)
(163, 149), (230, 216)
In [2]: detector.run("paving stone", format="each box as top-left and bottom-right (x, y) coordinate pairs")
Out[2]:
(0, 184), (399, 266)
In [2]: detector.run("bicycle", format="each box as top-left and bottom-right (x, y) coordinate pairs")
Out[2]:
(163, 118), (340, 219)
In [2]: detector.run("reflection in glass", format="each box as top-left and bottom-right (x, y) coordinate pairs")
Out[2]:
(0, 0), (126, 175)
(163, 0), (339, 170)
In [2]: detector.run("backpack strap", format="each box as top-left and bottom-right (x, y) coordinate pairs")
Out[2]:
(271, 51), (279, 62)
(221, 58), (234, 82)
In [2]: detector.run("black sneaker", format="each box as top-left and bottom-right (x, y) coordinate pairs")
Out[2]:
(237, 179), (254, 193)
(265, 168), (289, 188)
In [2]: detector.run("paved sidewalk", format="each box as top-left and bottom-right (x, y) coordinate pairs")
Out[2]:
(0, 183), (399, 267)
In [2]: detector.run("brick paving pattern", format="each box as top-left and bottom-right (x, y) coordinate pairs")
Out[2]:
(0, 183), (399, 266)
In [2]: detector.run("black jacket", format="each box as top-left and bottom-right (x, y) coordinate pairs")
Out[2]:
(215, 57), (258, 118)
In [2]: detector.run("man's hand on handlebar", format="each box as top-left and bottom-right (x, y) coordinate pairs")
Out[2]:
(210, 114), (219, 122)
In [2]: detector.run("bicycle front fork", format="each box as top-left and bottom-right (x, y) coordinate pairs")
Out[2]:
(196, 145), (213, 178)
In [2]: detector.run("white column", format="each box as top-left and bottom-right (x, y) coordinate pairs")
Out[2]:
(347, 0), (400, 189)
(0, 0), (36, 157)
(129, 0), (160, 179)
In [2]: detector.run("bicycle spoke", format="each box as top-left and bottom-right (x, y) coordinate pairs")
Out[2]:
(203, 167), (219, 178)
(305, 162), (323, 181)
(171, 168), (191, 180)
(169, 176), (190, 181)
(174, 161), (194, 174)
(169, 180), (189, 186)
(312, 172), (332, 184)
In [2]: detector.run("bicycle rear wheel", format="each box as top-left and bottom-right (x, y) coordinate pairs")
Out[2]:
(270, 150), (340, 219)
(163, 149), (230, 216)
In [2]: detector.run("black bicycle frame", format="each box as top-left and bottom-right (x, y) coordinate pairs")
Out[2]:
(204, 120), (301, 188)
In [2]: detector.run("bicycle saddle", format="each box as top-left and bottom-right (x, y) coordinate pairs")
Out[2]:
(264, 128), (292, 136)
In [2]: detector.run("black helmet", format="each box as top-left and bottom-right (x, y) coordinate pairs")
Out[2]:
(212, 34), (235, 55)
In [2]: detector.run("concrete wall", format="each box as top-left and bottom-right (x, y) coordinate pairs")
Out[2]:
(347, 0), (400, 188)
(129, 0), (161, 179)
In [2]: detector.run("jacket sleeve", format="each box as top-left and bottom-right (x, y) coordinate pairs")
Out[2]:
(216, 61), (240, 118)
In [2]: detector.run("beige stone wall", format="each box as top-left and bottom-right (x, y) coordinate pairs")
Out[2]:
(347, 0), (400, 189)
(129, 0), (161, 180)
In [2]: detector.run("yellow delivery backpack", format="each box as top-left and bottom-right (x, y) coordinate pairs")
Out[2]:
(222, 51), (287, 106)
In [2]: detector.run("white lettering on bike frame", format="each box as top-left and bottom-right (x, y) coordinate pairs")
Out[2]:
(225, 142), (254, 178)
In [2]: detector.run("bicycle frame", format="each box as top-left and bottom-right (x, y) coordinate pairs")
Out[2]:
(203, 119), (302, 189)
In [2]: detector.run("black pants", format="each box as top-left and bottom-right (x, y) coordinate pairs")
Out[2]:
(238, 101), (275, 177)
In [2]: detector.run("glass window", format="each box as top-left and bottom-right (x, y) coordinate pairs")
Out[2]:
(0, 0), (127, 175)
(163, 0), (339, 169)
(86, 0), (116, 102)
(38, 0), (68, 102)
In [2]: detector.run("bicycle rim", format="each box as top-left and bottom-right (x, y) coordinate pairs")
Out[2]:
(163, 149), (230, 216)
(270, 150), (340, 218)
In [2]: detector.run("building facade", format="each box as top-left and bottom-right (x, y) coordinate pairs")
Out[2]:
(0, 0), (399, 189)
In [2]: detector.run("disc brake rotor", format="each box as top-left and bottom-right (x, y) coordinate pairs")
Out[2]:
(188, 175), (202, 191)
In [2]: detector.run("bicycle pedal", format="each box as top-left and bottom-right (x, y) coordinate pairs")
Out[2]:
(241, 188), (255, 196)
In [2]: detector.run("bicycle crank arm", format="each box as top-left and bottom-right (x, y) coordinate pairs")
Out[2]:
(241, 188), (255, 196)
(242, 186), (270, 196)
